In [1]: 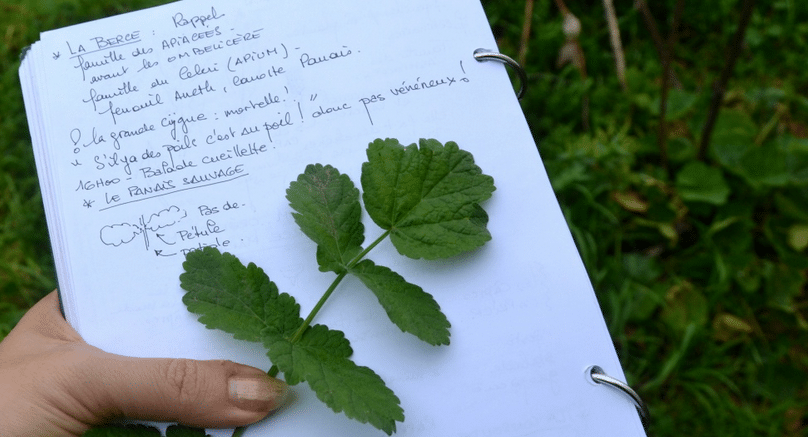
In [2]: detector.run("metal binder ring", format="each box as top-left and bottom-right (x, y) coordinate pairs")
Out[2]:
(473, 48), (527, 100)
(588, 365), (650, 431)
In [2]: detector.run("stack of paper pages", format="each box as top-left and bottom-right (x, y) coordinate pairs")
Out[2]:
(20, 0), (646, 435)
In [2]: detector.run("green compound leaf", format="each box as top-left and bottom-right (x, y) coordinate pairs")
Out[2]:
(351, 259), (450, 345)
(180, 247), (302, 342)
(361, 138), (495, 259)
(178, 139), (493, 434)
(264, 325), (404, 435)
(287, 164), (365, 273)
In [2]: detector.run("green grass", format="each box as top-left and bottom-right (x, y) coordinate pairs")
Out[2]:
(484, 1), (808, 435)
(2, 0), (807, 435)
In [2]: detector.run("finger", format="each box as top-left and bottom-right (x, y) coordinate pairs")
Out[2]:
(0, 290), (82, 352)
(80, 355), (287, 429)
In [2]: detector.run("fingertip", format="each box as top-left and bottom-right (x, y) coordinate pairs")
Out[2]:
(94, 358), (288, 429)
(229, 373), (288, 414)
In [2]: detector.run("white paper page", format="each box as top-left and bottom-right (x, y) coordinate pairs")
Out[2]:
(22, 0), (646, 436)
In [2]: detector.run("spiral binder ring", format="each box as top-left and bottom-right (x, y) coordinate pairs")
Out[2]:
(588, 365), (650, 431)
(473, 48), (527, 100)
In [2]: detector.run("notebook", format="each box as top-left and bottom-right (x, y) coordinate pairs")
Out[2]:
(19, 0), (647, 435)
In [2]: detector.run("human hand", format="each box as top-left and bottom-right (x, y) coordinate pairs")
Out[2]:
(0, 290), (287, 436)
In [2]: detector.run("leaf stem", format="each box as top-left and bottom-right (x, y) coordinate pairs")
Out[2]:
(348, 230), (391, 268)
(288, 271), (349, 343)
(287, 229), (391, 345)
(697, 0), (756, 160)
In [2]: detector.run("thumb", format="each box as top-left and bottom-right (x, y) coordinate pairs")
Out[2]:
(83, 355), (287, 429)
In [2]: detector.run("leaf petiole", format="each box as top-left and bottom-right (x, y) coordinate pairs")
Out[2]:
(288, 229), (390, 344)
(347, 230), (390, 269)
(288, 271), (348, 344)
